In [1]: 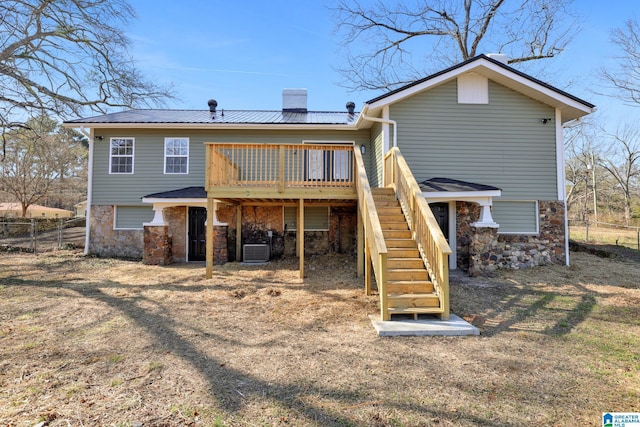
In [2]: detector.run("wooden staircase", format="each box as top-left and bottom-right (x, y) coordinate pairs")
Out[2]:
(372, 187), (441, 319)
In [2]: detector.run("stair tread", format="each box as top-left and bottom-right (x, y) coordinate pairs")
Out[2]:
(387, 280), (433, 284)
(388, 292), (438, 297)
(388, 307), (443, 313)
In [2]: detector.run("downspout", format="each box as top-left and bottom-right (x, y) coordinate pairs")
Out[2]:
(359, 112), (398, 148)
(556, 110), (570, 266)
(80, 126), (94, 256)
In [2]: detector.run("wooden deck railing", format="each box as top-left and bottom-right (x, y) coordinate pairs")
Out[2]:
(205, 143), (356, 196)
(384, 147), (452, 319)
(353, 148), (389, 319)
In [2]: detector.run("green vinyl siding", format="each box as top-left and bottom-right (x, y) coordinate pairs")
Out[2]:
(114, 206), (153, 229)
(91, 128), (371, 205)
(493, 201), (538, 234)
(390, 79), (558, 200)
(283, 206), (329, 231)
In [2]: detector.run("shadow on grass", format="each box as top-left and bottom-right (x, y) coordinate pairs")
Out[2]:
(454, 280), (598, 337)
(2, 269), (521, 426)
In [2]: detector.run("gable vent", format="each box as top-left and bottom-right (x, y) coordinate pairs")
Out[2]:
(243, 244), (270, 263)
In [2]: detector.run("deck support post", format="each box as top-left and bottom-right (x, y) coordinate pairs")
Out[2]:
(357, 203), (364, 279)
(298, 198), (304, 279)
(364, 234), (372, 295)
(206, 196), (214, 279)
(235, 205), (242, 262)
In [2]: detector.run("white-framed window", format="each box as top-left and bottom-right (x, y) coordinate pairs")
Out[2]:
(109, 137), (134, 174)
(113, 206), (153, 230)
(283, 206), (330, 231)
(164, 137), (189, 174)
(493, 201), (539, 234)
(302, 140), (354, 181)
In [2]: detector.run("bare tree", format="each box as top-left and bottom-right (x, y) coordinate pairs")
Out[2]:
(600, 19), (640, 106)
(332, 0), (579, 91)
(598, 125), (640, 225)
(564, 120), (599, 219)
(0, 0), (174, 157)
(0, 116), (86, 217)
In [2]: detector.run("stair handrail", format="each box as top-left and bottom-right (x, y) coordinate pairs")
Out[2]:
(384, 147), (452, 319)
(353, 148), (389, 319)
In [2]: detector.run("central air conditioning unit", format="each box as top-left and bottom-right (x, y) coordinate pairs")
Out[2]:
(243, 244), (270, 263)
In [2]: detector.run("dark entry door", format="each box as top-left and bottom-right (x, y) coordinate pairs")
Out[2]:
(188, 207), (207, 261)
(430, 202), (449, 242)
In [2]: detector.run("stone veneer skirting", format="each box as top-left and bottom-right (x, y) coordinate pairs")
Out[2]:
(90, 204), (356, 264)
(457, 200), (566, 276)
(89, 205), (143, 259)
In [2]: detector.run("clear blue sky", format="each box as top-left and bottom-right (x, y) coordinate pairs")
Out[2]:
(127, 0), (640, 125)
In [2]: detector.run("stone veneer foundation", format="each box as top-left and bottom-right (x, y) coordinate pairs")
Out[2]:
(89, 205), (143, 258)
(457, 201), (566, 276)
(143, 225), (171, 265)
(90, 204), (356, 264)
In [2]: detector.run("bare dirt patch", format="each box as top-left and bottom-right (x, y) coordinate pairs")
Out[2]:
(1, 250), (639, 426)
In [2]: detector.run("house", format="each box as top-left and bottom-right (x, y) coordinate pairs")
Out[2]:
(0, 203), (74, 219)
(63, 54), (594, 320)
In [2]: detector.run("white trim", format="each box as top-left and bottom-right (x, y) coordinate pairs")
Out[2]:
(382, 106), (391, 152)
(140, 198), (227, 226)
(447, 201), (457, 270)
(142, 197), (228, 232)
(422, 190), (501, 201)
(108, 137), (135, 174)
(556, 108), (570, 266)
(84, 131), (95, 255)
(184, 207), (190, 262)
(164, 137), (189, 174)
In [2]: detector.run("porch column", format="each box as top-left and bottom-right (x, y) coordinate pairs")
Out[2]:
(206, 197), (214, 279)
(470, 198), (499, 228)
(298, 198), (304, 279)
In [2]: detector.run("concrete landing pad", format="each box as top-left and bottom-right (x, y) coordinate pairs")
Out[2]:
(369, 313), (480, 337)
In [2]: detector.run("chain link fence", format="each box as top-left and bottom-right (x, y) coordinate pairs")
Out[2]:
(0, 217), (86, 253)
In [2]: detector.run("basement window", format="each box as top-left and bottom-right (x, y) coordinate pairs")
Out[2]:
(493, 201), (539, 234)
(283, 206), (329, 231)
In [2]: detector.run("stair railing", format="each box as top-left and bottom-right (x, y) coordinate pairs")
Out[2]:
(354, 148), (390, 320)
(384, 147), (452, 319)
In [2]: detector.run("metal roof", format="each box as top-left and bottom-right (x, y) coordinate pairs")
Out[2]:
(143, 186), (206, 199)
(419, 177), (501, 193)
(65, 109), (358, 125)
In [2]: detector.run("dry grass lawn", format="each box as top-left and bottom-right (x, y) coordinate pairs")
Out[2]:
(1, 248), (639, 426)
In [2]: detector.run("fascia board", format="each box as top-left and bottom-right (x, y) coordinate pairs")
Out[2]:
(422, 190), (502, 201)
